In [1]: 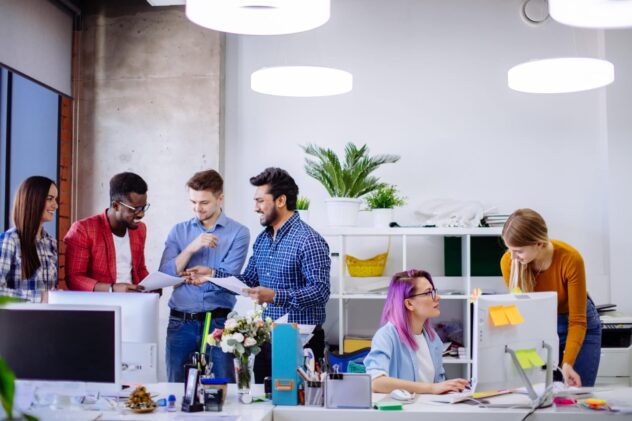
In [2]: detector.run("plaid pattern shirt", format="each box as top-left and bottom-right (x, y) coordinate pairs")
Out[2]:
(64, 210), (149, 291)
(217, 213), (331, 325)
(0, 228), (58, 303)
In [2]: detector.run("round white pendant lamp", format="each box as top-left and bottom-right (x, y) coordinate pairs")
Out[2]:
(251, 66), (353, 97)
(549, 0), (632, 29)
(507, 58), (614, 94)
(186, 0), (330, 35)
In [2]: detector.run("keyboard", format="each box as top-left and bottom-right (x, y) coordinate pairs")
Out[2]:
(431, 389), (513, 404)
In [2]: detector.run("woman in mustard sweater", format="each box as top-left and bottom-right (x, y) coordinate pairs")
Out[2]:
(500, 208), (601, 387)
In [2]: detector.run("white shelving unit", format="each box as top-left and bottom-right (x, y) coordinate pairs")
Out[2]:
(320, 226), (503, 379)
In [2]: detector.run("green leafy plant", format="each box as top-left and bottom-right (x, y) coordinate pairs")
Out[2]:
(303, 143), (400, 198)
(365, 185), (406, 209)
(296, 196), (310, 210)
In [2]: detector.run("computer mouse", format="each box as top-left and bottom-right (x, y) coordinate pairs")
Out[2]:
(390, 389), (413, 401)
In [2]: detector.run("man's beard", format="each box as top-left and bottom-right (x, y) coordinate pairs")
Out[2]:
(260, 206), (279, 227)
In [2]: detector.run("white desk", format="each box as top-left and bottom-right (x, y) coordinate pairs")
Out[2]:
(19, 384), (632, 421)
(274, 388), (632, 421)
(26, 383), (273, 421)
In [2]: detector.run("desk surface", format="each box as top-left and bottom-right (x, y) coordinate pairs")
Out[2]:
(28, 383), (273, 421)
(274, 387), (632, 421)
(21, 383), (632, 421)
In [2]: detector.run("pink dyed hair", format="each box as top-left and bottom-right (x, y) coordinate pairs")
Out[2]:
(380, 269), (438, 351)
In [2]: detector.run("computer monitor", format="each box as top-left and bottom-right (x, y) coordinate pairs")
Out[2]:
(48, 291), (159, 384)
(0, 303), (122, 395)
(472, 292), (559, 406)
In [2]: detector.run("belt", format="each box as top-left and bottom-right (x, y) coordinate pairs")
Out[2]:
(170, 308), (231, 321)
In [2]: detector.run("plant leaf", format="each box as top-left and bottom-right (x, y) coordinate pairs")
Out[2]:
(0, 358), (15, 419)
(302, 143), (400, 198)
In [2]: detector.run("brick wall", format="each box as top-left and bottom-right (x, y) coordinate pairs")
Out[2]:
(57, 96), (72, 289)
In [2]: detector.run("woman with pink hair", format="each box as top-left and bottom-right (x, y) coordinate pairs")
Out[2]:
(364, 269), (469, 394)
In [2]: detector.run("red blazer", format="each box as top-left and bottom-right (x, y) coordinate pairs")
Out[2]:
(64, 210), (149, 291)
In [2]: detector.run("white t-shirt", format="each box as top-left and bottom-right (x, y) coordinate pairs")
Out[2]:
(414, 333), (436, 383)
(112, 231), (132, 284)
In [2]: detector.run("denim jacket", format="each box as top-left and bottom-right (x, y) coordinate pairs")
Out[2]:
(363, 322), (446, 383)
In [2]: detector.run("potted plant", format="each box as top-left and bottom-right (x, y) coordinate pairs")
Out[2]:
(296, 196), (311, 223)
(365, 185), (406, 227)
(207, 307), (272, 398)
(303, 143), (400, 226)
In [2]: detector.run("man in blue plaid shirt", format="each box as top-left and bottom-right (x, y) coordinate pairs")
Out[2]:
(186, 167), (331, 381)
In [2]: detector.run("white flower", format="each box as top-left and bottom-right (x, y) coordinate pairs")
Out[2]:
(224, 319), (238, 330)
(244, 337), (256, 347)
(220, 336), (235, 353)
(232, 332), (244, 343)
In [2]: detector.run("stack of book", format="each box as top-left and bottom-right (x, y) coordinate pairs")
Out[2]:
(481, 214), (509, 227)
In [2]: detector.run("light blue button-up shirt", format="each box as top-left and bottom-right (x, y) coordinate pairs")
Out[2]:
(159, 212), (249, 313)
(364, 322), (446, 383)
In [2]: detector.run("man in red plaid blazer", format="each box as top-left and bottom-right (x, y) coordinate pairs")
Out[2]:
(64, 173), (150, 292)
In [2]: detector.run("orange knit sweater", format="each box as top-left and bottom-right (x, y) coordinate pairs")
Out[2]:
(500, 240), (587, 367)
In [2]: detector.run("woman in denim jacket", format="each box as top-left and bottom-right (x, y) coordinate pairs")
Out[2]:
(364, 269), (469, 394)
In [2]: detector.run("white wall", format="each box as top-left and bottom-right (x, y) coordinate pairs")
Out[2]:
(224, 0), (616, 308)
(605, 30), (632, 314)
(0, 0), (73, 95)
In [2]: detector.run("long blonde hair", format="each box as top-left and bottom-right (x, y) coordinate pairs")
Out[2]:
(502, 209), (549, 292)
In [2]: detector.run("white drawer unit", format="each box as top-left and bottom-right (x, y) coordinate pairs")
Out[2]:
(597, 346), (632, 378)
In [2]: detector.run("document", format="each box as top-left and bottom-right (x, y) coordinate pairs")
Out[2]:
(139, 271), (184, 291)
(274, 313), (315, 345)
(204, 276), (249, 296)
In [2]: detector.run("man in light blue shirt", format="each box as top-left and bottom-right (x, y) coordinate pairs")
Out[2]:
(159, 169), (249, 382)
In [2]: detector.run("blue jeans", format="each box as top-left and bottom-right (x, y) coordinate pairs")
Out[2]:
(166, 315), (235, 383)
(556, 297), (602, 386)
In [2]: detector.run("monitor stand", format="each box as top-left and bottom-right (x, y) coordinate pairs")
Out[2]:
(482, 341), (554, 409)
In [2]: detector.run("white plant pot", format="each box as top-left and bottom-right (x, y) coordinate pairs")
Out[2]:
(297, 209), (310, 223)
(372, 208), (394, 228)
(326, 198), (362, 226)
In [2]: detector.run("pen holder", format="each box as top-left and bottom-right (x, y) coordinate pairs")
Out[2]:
(304, 381), (324, 407)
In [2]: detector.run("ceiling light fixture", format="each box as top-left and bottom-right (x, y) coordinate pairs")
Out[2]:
(508, 58), (614, 93)
(549, 0), (632, 29)
(251, 66), (353, 97)
(185, 0), (330, 35)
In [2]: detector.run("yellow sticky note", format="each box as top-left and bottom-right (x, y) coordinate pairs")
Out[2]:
(504, 305), (524, 325)
(515, 350), (532, 369)
(527, 349), (545, 367)
(489, 306), (509, 326)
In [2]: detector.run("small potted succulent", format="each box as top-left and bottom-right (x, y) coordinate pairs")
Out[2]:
(365, 185), (406, 227)
(296, 196), (311, 223)
(302, 142), (400, 226)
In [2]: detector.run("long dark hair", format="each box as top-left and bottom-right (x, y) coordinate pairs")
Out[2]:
(12, 176), (56, 280)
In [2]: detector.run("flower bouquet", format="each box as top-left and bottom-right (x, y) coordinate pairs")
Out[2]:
(208, 306), (272, 395)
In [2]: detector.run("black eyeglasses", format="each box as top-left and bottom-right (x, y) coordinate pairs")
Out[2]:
(117, 201), (150, 214)
(408, 288), (437, 300)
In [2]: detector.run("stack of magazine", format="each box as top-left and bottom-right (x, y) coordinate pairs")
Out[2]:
(481, 214), (509, 227)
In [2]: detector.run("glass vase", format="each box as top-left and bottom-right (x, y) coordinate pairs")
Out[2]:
(233, 353), (255, 395)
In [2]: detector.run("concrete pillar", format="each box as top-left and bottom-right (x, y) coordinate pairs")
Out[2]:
(75, 0), (224, 380)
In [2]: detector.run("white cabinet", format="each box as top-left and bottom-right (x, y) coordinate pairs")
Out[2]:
(320, 226), (504, 379)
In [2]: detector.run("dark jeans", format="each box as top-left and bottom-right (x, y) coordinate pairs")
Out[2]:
(253, 326), (325, 383)
(554, 297), (602, 386)
(166, 315), (236, 383)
